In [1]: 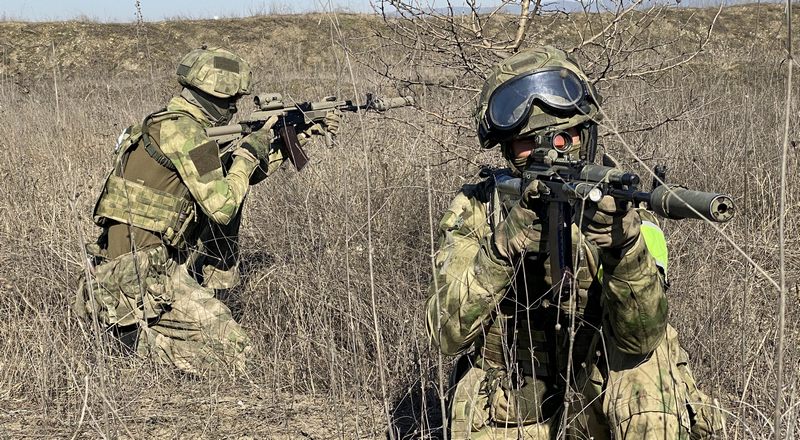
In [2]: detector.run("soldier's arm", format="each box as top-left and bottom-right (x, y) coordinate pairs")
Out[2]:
(598, 214), (668, 355)
(262, 145), (287, 175)
(247, 141), (288, 185)
(160, 117), (256, 225)
(425, 190), (514, 356)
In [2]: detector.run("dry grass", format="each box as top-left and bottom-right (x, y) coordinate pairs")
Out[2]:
(0, 4), (798, 438)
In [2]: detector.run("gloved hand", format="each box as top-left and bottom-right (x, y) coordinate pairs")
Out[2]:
(298, 109), (343, 146)
(580, 195), (640, 251)
(322, 108), (342, 136)
(234, 115), (279, 162)
(493, 179), (545, 261)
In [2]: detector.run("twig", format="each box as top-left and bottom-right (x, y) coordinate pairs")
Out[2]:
(325, 9), (396, 440)
(51, 41), (60, 126)
(426, 164), (448, 440)
(597, 105), (782, 292)
(66, 167), (111, 437)
(69, 375), (89, 440)
(773, 0), (793, 436)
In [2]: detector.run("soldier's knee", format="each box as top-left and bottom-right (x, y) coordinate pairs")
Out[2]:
(194, 298), (249, 350)
(169, 294), (231, 325)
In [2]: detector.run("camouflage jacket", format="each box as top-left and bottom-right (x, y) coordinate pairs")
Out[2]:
(157, 96), (284, 225)
(95, 96), (286, 267)
(425, 176), (669, 377)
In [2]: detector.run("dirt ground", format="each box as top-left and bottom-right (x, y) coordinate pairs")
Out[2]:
(1, 384), (387, 439)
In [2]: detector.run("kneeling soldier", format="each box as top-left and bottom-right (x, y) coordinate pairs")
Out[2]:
(426, 46), (724, 439)
(76, 47), (340, 375)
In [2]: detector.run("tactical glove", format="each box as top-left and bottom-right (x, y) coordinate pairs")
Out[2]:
(298, 109), (343, 146)
(493, 179), (545, 261)
(580, 195), (640, 252)
(235, 115), (279, 163)
(322, 108), (342, 136)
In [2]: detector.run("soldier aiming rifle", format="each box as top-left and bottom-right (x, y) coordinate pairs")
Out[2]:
(426, 45), (728, 439)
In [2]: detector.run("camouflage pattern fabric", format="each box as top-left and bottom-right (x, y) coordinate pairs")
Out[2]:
(78, 92), (286, 374)
(189, 140), (287, 290)
(137, 261), (250, 374)
(76, 246), (249, 375)
(427, 179), (725, 439)
(176, 47), (252, 99)
(158, 96), (256, 225)
(193, 211), (243, 290)
(93, 174), (195, 247)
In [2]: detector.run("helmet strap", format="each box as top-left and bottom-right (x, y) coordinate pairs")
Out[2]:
(583, 123), (598, 162)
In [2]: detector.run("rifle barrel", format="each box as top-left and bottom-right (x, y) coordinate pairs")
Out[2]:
(650, 185), (735, 222)
(373, 96), (414, 111)
(494, 172), (736, 223)
(494, 172), (523, 196)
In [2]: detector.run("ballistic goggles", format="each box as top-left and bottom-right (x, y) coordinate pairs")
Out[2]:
(486, 67), (593, 133)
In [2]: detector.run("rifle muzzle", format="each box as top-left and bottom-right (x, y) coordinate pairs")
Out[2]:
(650, 184), (735, 222)
(373, 96), (415, 111)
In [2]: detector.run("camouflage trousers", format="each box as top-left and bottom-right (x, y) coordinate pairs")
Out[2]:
(449, 325), (724, 439)
(75, 246), (250, 375)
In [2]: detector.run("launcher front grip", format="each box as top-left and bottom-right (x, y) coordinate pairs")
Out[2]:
(650, 184), (735, 222)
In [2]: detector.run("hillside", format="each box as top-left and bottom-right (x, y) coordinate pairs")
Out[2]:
(0, 5), (790, 81)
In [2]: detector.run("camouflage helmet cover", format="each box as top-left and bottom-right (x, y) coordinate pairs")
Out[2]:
(176, 47), (252, 99)
(475, 45), (601, 149)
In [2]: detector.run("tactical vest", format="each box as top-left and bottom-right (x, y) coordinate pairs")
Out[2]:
(477, 173), (669, 386)
(92, 110), (199, 249)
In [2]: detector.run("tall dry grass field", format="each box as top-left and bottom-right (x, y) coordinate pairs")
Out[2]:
(0, 5), (798, 438)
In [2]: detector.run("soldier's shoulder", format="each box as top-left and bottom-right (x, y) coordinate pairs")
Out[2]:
(439, 174), (495, 232)
(157, 112), (208, 155)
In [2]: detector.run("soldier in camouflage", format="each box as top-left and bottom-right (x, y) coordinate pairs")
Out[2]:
(426, 46), (724, 438)
(75, 47), (340, 375)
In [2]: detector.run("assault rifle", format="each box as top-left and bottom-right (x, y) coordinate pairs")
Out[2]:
(206, 93), (414, 171)
(493, 147), (735, 301)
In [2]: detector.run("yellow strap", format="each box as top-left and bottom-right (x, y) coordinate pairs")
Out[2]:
(640, 219), (668, 276)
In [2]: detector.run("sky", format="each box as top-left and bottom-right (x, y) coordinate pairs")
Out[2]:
(0, 0), (755, 21)
(0, 0), (383, 21)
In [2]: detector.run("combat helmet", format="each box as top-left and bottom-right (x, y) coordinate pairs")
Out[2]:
(176, 47), (252, 99)
(475, 46), (602, 161)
